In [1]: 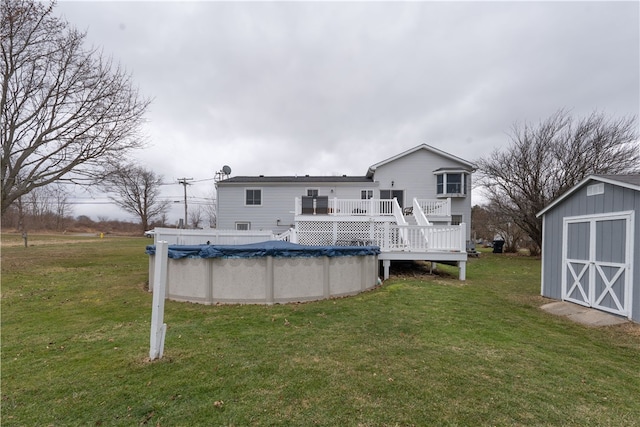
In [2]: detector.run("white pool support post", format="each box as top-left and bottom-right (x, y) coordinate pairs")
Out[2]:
(149, 240), (168, 360)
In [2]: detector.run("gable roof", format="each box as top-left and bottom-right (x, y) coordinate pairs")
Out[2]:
(366, 143), (476, 178)
(536, 174), (640, 217)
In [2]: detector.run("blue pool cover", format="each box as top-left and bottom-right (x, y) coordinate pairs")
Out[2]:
(146, 240), (380, 259)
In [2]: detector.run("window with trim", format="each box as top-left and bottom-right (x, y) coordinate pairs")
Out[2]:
(451, 215), (463, 226)
(435, 172), (467, 197)
(361, 190), (373, 199)
(307, 189), (319, 197)
(245, 189), (262, 205)
(235, 222), (250, 230)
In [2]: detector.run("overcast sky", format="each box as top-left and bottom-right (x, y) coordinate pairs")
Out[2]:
(55, 0), (640, 223)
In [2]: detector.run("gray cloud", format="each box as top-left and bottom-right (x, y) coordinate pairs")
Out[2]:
(55, 1), (639, 221)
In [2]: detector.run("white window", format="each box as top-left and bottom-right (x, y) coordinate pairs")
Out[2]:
(451, 215), (463, 226)
(307, 189), (319, 197)
(361, 190), (373, 199)
(436, 172), (467, 196)
(235, 222), (250, 230)
(245, 188), (262, 206)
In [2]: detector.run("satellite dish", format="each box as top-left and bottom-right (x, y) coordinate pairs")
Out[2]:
(222, 165), (231, 175)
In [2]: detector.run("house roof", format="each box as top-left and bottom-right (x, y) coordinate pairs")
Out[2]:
(366, 143), (476, 178)
(536, 174), (640, 217)
(217, 175), (374, 185)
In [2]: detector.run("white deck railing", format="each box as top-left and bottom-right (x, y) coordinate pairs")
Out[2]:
(275, 228), (295, 242)
(294, 221), (466, 253)
(413, 198), (431, 226)
(377, 224), (465, 252)
(295, 197), (451, 219)
(295, 197), (397, 217)
(417, 198), (451, 217)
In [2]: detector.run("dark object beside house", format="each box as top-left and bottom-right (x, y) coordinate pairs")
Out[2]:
(316, 196), (329, 214)
(492, 240), (505, 253)
(466, 241), (479, 257)
(301, 196), (314, 214)
(301, 195), (329, 215)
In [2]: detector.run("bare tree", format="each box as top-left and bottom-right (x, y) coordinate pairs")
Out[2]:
(204, 188), (217, 228)
(158, 212), (169, 228)
(471, 205), (493, 243)
(103, 164), (171, 233)
(22, 183), (70, 229)
(50, 184), (71, 230)
(1, 0), (150, 215)
(484, 203), (527, 253)
(189, 205), (203, 229)
(477, 109), (639, 252)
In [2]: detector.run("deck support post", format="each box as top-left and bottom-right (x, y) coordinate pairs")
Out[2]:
(458, 260), (466, 281)
(383, 259), (391, 280)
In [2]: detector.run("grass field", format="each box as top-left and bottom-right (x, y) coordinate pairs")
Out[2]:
(1, 234), (639, 426)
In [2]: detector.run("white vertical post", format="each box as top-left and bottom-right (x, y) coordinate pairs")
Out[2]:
(383, 259), (391, 280)
(459, 260), (466, 281)
(150, 240), (168, 360)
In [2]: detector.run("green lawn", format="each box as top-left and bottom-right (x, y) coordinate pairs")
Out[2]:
(2, 235), (639, 426)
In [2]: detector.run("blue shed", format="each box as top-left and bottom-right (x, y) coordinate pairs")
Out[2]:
(537, 174), (640, 322)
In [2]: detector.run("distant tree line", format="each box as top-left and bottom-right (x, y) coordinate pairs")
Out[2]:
(1, 207), (150, 235)
(0, 187), (165, 235)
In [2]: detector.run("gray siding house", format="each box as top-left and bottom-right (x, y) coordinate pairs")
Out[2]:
(537, 175), (640, 322)
(216, 144), (475, 236)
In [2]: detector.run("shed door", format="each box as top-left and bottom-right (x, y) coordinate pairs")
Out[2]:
(563, 213), (633, 317)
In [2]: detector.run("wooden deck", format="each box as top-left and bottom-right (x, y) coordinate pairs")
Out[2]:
(293, 197), (468, 280)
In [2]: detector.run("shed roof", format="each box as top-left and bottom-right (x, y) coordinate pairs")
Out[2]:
(536, 174), (640, 217)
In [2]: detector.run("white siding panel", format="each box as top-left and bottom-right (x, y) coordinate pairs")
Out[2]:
(373, 149), (472, 237)
(217, 182), (377, 233)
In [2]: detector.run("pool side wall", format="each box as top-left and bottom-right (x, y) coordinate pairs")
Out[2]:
(148, 254), (379, 305)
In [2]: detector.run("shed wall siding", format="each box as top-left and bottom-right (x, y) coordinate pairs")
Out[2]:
(541, 181), (640, 321)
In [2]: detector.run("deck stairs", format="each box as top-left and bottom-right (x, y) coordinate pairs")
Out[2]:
(292, 197), (468, 280)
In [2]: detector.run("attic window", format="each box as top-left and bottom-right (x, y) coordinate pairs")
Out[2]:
(587, 183), (604, 196)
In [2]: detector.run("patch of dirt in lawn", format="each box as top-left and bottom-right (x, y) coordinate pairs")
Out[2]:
(616, 322), (640, 338)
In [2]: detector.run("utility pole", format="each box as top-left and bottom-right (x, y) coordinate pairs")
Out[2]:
(177, 178), (193, 228)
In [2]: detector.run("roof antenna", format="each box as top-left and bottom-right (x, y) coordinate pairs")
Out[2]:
(215, 165), (232, 182)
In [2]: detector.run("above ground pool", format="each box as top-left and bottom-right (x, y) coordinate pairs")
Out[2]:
(147, 240), (380, 305)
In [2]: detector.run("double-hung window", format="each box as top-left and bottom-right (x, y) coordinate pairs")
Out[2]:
(245, 188), (262, 206)
(361, 190), (373, 200)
